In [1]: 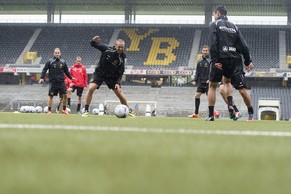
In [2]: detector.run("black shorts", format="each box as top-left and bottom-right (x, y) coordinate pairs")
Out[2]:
(70, 86), (84, 97)
(231, 72), (247, 90)
(209, 64), (223, 83)
(48, 82), (67, 97)
(90, 73), (119, 90)
(196, 82), (209, 94)
(209, 58), (242, 82)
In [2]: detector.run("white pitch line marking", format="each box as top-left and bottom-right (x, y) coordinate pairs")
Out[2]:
(0, 124), (291, 137)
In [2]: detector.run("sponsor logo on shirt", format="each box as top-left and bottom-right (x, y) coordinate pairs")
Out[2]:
(222, 46), (236, 52)
(219, 26), (236, 33)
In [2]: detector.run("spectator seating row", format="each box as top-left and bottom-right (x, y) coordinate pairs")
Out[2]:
(30, 25), (115, 66)
(0, 24), (289, 71)
(0, 25), (37, 64)
(285, 28), (291, 58)
(241, 28), (279, 70)
(119, 27), (195, 69)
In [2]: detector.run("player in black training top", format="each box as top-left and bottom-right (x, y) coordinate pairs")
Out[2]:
(206, 5), (254, 121)
(39, 48), (74, 115)
(82, 35), (134, 117)
(188, 45), (211, 118)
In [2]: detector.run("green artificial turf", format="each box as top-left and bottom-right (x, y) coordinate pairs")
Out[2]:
(0, 113), (291, 194)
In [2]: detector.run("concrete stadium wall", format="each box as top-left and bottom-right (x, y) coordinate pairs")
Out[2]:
(0, 84), (247, 118)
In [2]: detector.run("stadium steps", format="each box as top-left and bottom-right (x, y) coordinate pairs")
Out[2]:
(16, 28), (42, 64)
(279, 30), (286, 69)
(188, 29), (201, 68)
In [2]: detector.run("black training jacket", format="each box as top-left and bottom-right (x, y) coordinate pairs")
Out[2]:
(90, 40), (126, 84)
(40, 57), (72, 83)
(194, 55), (211, 84)
(209, 15), (252, 66)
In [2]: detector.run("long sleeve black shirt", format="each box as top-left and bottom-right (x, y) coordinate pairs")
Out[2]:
(40, 57), (72, 83)
(209, 15), (252, 66)
(90, 40), (126, 84)
(194, 55), (211, 84)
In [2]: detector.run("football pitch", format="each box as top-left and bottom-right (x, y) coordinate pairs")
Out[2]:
(0, 112), (291, 194)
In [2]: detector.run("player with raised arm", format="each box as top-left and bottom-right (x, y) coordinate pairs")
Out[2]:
(82, 35), (134, 117)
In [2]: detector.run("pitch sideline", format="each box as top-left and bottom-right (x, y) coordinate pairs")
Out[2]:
(0, 123), (291, 137)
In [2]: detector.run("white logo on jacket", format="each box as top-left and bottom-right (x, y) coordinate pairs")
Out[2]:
(222, 46), (236, 52)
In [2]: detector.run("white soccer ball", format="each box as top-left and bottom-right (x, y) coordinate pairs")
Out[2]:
(92, 108), (99, 115)
(25, 106), (30, 113)
(20, 106), (26, 113)
(114, 104), (129, 118)
(43, 106), (48, 113)
(35, 106), (43, 113)
(30, 106), (36, 113)
(66, 107), (71, 114)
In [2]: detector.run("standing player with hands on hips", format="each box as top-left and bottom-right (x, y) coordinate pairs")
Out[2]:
(39, 48), (75, 115)
(82, 35), (135, 117)
(188, 45), (211, 118)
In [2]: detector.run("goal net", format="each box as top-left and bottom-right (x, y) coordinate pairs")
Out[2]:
(104, 100), (157, 116)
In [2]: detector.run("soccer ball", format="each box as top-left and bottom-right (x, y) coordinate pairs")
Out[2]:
(214, 110), (220, 118)
(114, 104), (129, 118)
(30, 106), (36, 113)
(66, 107), (71, 114)
(92, 108), (99, 115)
(43, 106), (48, 113)
(23, 106), (29, 113)
(35, 106), (43, 113)
(20, 106), (26, 113)
(26, 106), (31, 113)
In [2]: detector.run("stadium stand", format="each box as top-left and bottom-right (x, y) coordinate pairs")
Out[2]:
(0, 25), (37, 64)
(0, 24), (290, 119)
(286, 29), (291, 59)
(251, 86), (291, 120)
(119, 26), (196, 69)
(240, 28), (279, 70)
(0, 24), (284, 71)
(29, 25), (115, 66)
(198, 27), (209, 49)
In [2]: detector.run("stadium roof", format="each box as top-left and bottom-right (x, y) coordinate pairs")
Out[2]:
(0, 0), (288, 15)
(0, 0), (290, 24)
